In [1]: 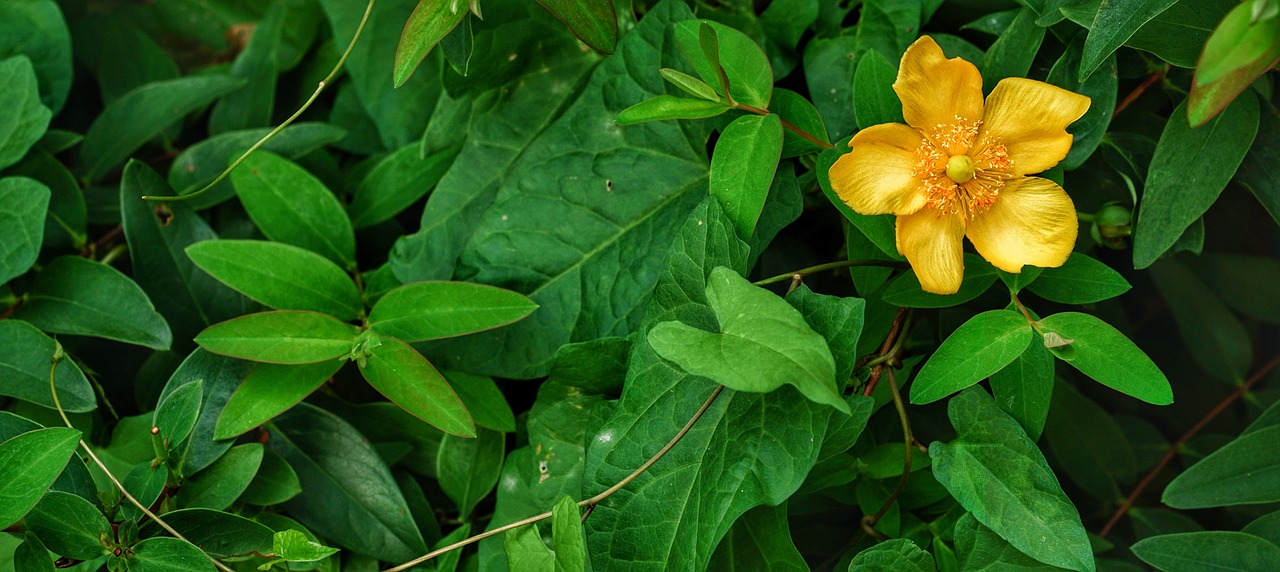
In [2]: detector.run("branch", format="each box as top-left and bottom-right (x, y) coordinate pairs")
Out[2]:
(735, 103), (835, 150)
(753, 259), (908, 287)
(863, 368), (913, 536)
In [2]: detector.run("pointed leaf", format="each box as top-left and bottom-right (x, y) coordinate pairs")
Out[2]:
(127, 537), (215, 572)
(675, 20), (774, 108)
(0, 427), (81, 529)
(437, 428), (504, 516)
(194, 311), (357, 364)
(230, 150), (356, 269)
(1026, 253), (1130, 304)
(186, 240), (362, 320)
(215, 361), (343, 440)
(393, 0), (468, 88)
(22, 491), (110, 560)
(1079, 0), (1178, 81)
(17, 256), (172, 349)
(1039, 312), (1173, 405)
(910, 310), (1033, 405)
(709, 114), (783, 238)
(614, 95), (730, 125)
(535, 0), (617, 54)
(1163, 424), (1280, 508)
(1132, 531), (1280, 572)
(0, 177), (50, 286)
(152, 380), (203, 450)
(0, 56), (51, 171)
(359, 335), (475, 436)
(368, 281), (538, 342)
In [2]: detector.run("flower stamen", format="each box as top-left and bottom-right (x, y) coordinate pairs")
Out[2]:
(911, 122), (1015, 221)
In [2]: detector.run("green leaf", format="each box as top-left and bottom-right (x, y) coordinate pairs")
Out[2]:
(535, 0), (617, 54)
(1163, 424), (1280, 508)
(910, 310), (1033, 405)
(1026, 253), (1131, 304)
(152, 380), (203, 451)
(0, 427), (81, 529)
(178, 443), (263, 510)
(206, 2), (282, 135)
(359, 335), (475, 437)
(1149, 258), (1251, 382)
(22, 491), (110, 560)
(17, 256), (172, 350)
(884, 254), (999, 308)
(215, 361), (343, 440)
(272, 529), (339, 562)
(159, 350), (253, 474)
(614, 95), (730, 125)
(954, 513), (1065, 571)
(1133, 95), (1260, 268)
(981, 7), (1046, 90)
(15, 532), (54, 572)
(1039, 312), (1173, 404)
(351, 142), (458, 229)
(930, 388), (1094, 572)
(505, 523), (555, 570)
(1131, 531), (1280, 571)
(0, 176), (50, 284)
(1237, 106), (1280, 224)
(186, 240), (362, 321)
(393, 0), (468, 88)
(126, 537), (214, 572)
(0, 0), (73, 113)
(785, 284), (866, 386)
(1044, 381), (1136, 501)
(648, 266), (848, 413)
(445, 370), (517, 433)
(989, 340), (1054, 441)
(9, 150), (85, 249)
(1188, 2), (1280, 126)
(660, 68), (720, 101)
(120, 463), (168, 522)
(770, 88), (830, 158)
(1080, 0), (1178, 81)
(552, 495), (586, 572)
(239, 448), (302, 506)
(1046, 39), (1118, 170)
(853, 49), (903, 130)
(675, 20), (774, 108)
(850, 538), (935, 571)
(138, 508), (274, 559)
(270, 404), (427, 562)
(708, 503), (809, 571)
(368, 281), (538, 342)
(194, 311), (357, 365)
(80, 75), (244, 182)
(804, 36), (860, 141)
(0, 56), (51, 170)
(230, 150), (356, 269)
(709, 114), (783, 238)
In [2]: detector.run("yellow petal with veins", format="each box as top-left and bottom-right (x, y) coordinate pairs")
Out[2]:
(980, 78), (1091, 176)
(893, 36), (985, 149)
(965, 177), (1078, 273)
(896, 209), (966, 294)
(829, 123), (929, 216)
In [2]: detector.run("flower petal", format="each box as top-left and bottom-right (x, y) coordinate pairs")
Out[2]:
(966, 177), (1078, 273)
(893, 36), (985, 141)
(980, 78), (1091, 175)
(896, 209), (966, 294)
(829, 123), (928, 216)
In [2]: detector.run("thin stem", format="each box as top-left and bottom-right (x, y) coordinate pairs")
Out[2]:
(383, 385), (727, 572)
(735, 103), (835, 150)
(862, 307), (909, 397)
(99, 244), (129, 266)
(143, 0), (376, 202)
(1113, 65), (1168, 117)
(866, 368), (913, 528)
(753, 259), (907, 287)
(1099, 354), (1280, 538)
(49, 346), (234, 572)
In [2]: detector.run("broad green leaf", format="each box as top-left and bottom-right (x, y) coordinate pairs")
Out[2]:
(1243, 511), (1280, 547)
(72, 14), (179, 106)
(853, 49), (903, 130)
(121, 161), (250, 345)
(178, 443), (263, 510)
(648, 266), (848, 413)
(804, 36), (860, 141)
(660, 68), (719, 101)
(1044, 381), (1136, 501)
(159, 350), (253, 474)
(535, 0), (617, 54)
(0, 176), (50, 284)
(1079, 0), (1178, 81)
(270, 404), (427, 562)
(709, 114), (783, 238)
(120, 463), (168, 522)
(614, 95), (730, 125)
(194, 311), (357, 365)
(785, 284), (866, 386)
(1026, 253), (1131, 304)
(17, 256), (172, 350)
(1133, 96), (1260, 268)
(1149, 258), (1251, 382)
(910, 310), (1033, 405)
(849, 538), (935, 571)
(981, 7), (1046, 90)
(440, 14), (474, 76)
(1131, 531), (1280, 571)
(239, 448), (302, 506)
(368, 281), (538, 342)
(552, 495), (586, 572)
(770, 88), (830, 158)
(215, 361), (343, 440)
(1163, 425), (1280, 508)
(0, 0), (73, 113)
(21, 491), (110, 560)
(393, 0), (468, 87)
(1066, 0), (1235, 69)
(152, 380), (203, 451)
(8, 150), (85, 249)
(1192, 254), (1280, 325)
(186, 240), (362, 320)
(1039, 312), (1172, 404)
(857, 0), (924, 62)
(438, 427), (505, 517)
(505, 523), (555, 570)
(207, 2), (281, 135)
(1238, 107), (1280, 224)
(359, 336), (475, 437)
(930, 388), (1094, 572)
(708, 503), (808, 571)
(273, 529), (339, 562)
(675, 20), (774, 108)
(231, 150), (356, 268)
(351, 142), (459, 229)
(0, 56), (51, 170)
(760, 0), (819, 51)
(79, 75), (244, 181)
(954, 513), (1065, 571)
(15, 533), (54, 572)
(1188, 2), (1280, 126)
(126, 537), (214, 572)
(445, 370), (517, 433)
(0, 427), (81, 529)
(1046, 39), (1118, 170)
(138, 508), (274, 559)
(884, 254), (999, 308)
(433, 522), (470, 572)
(989, 340), (1054, 441)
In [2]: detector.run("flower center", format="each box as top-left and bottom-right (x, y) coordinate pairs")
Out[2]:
(910, 116), (1014, 221)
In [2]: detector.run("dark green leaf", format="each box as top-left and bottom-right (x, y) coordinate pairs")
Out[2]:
(930, 388), (1094, 572)
(215, 361), (343, 440)
(614, 95), (731, 125)
(186, 240), (362, 320)
(1045, 381), (1136, 501)
(1149, 258), (1251, 382)
(160, 350), (253, 474)
(8, 150), (85, 249)
(21, 491), (109, 560)
(0, 427), (82, 528)
(954, 513), (1065, 571)
(1080, 0), (1178, 81)
(708, 503), (808, 571)
(535, 0), (617, 54)
(0, 177), (50, 284)
(1040, 312), (1173, 405)
(445, 370), (517, 433)
(853, 49), (903, 130)
(1131, 531), (1280, 571)
(126, 537), (214, 572)
(884, 254), (999, 308)
(910, 310), (1033, 405)
(152, 380), (203, 451)
(351, 142), (458, 229)
(15, 532), (54, 572)
(138, 508), (274, 559)
(982, 8), (1046, 90)
(709, 114), (783, 238)
(675, 20), (774, 108)
(785, 284), (866, 386)
(1237, 106), (1280, 224)
(1133, 96), (1260, 268)
(0, 0), (72, 113)
(368, 281), (538, 342)
(194, 311), (357, 365)
(850, 538), (935, 571)
(770, 88), (830, 157)
(17, 256), (172, 349)
(393, 0), (468, 88)
(231, 150), (356, 269)
(178, 443), (263, 510)
(359, 335), (475, 437)
(1163, 425), (1280, 508)
(803, 36), (859, 141)
(239, 448), (302, 506)
(0, 56), (51, 170)
(989, 340), (1054, 441)
(1026, 253), (1131, 304)
(79, 75), (244, 181)
(120, 463), (168, 522)
(1046, 40), (1118, 170)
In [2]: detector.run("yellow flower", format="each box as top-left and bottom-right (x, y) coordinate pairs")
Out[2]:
(829, 36), (1091, 294)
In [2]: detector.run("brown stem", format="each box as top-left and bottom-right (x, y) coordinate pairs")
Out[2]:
(735, 103), (836, 150)
(1099, 354), (1280, 538)
(84, 225), (123, 258)
(863, 307), (909, 396)
(867, 369), (913, 529)
(1113, 66), (1167, 117)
